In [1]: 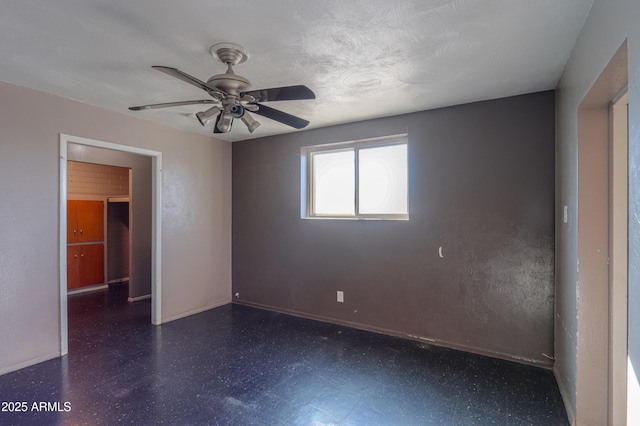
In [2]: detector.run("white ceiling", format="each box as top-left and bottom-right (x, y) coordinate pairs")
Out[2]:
(0, 0), (593, 142)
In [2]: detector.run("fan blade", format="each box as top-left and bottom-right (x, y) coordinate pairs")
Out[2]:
(240, 85), (315, 102)
(251, 103), (310, 129)
(152, 66), (226, 98)
(129, 100), (217, 111)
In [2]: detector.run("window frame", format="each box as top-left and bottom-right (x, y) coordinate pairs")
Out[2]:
(303, 134), (409, 220)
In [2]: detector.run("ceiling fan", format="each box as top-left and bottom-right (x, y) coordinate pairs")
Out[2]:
(130, 43), (315, 134)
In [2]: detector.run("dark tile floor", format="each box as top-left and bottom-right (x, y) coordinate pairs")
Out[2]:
(0, 285), (568, 425)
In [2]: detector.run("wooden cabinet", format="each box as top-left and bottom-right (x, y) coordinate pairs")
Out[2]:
(67, 244), (104, 289)
(67, 200), (105, 290)
(67, 200), (104, 243)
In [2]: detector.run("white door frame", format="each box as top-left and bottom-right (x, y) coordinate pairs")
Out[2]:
(575, 40), (628, 424)
(609, 89), (629, 425)
(59, 134), (162, 355)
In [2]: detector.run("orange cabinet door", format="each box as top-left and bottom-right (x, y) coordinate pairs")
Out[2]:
(67, 200), (79, 243)
(67, 200), (104, 290)
(67, 245), (81, 289)
(77, 200), (104, 242)
(79, 243), (104, 287)
(67, 244), (105, 289)
(67, 200), (104, 242)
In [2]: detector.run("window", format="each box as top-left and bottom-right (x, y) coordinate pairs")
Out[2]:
(303, 135), (408, 219)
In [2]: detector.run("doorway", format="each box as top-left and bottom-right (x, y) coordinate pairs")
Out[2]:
(66, 162), (131, 295)
(609, 89), (629, 425)
(59, 134), (163, 356)
(575, 41), (629, 424)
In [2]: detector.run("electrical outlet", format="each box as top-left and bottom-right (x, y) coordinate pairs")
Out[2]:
(337, 291), (344, 303)
(235, 292), (240, 298)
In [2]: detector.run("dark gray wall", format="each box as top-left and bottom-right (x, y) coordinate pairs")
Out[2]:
(232, 91), (555, 366)
(107, 201), (130, 282)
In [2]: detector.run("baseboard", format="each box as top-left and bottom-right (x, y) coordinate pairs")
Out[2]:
(0, 351), (60, 376)
(161, 298), (231, 324)
(233, 299), (553, 369)
(554, 364), (576, 425)
(128, 294), (151, 302)
(67, 284), (108, 296)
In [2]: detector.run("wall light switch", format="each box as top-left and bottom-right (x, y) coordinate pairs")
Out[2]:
(337, 291), (344, 303)
(563, 205), (568, 223)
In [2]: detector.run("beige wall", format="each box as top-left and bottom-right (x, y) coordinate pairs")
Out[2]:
(556, 0), (640, 424)
(0, 81), (232, 375)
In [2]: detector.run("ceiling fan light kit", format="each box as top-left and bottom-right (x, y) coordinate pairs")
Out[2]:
(129, 43), (315, 135)
(216, 111), (234, 133)
(195, 106), (222, 126)
(241, 112), (261, 133)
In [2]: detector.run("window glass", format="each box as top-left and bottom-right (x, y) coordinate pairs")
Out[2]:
(312, 149), (355, 215)
(304, 135), (408, 220)
(359, 144), (408, 215)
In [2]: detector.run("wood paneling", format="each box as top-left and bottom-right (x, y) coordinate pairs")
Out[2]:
(68, 161), (130, 198)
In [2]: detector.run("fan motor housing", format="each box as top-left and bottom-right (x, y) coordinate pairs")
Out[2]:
(207, 73), (251, 95)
